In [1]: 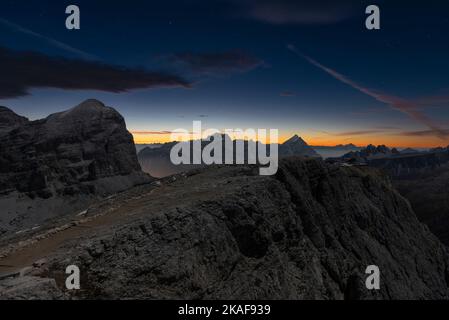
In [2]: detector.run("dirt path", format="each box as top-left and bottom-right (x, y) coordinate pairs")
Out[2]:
(0, 185), (162, 274)
(0, 170), (230, 276)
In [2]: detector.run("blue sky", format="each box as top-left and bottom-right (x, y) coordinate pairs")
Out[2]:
(1, 0), (449, 147)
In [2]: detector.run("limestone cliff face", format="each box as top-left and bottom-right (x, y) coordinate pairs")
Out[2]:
(0, 99), (147, 197)
(10, 158), (448, 300)
(0, 100), (151, 234)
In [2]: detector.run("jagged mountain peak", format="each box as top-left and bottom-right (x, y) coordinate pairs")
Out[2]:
(279, 135), (320, 158)
(284, 134), (306, 145)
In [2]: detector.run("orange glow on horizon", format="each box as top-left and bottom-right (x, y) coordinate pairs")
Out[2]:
(132, 132), (297, 145)
(132, 133), (173, 144)
(132, 132), (448, 149)
(303, 135), (448, 149)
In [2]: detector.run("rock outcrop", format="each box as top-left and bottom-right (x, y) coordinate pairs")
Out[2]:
(4, 158), (448, 299)
(0, 99), (151, 235)
(0, 276), (65, 300)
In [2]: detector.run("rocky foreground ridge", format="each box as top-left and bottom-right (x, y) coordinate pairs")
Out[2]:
(0, 99), (151, 236)
(1, 158), (448, 299)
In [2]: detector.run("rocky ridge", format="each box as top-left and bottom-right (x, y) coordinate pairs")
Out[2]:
(1, 158), (448, 299)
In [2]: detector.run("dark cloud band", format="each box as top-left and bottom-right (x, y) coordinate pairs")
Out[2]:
(0, 47), (191, 99)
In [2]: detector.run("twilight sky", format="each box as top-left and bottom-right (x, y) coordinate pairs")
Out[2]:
(1, 0), (449, 147)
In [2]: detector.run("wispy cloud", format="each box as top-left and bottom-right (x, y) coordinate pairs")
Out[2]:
(131, 130), (195, 135)
(288, 44), (449, 139)
(375, 126), (401, 130)
(396, 129), (449, 138)
(317, 129), (389, 137)
(349, 107), (390, 116)
(280, 91), (296, 97)
(334, 130), (386, 136)
(0, 18), (96, 60)
(131, 131), (175, 135)
(241, 0), (356, 25)
(169, 50), (264, 75)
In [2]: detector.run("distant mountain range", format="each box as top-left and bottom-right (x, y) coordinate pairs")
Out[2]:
(311, 143), (362, 158)
(341, 144), (401, 161)
(136, 135), (362, 168)
(329, 144), (449, 177)
(137, 133), (320, 178)
(135, 143), (163, 153)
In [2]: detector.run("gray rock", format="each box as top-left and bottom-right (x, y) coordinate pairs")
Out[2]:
(0, 99), (151, 234)
(22, 158), (449, 300)
(0, 276), (65, 300)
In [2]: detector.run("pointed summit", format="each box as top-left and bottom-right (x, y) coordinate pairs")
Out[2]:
(280, 135), (320, 158)
(283, 134), (307, 146)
